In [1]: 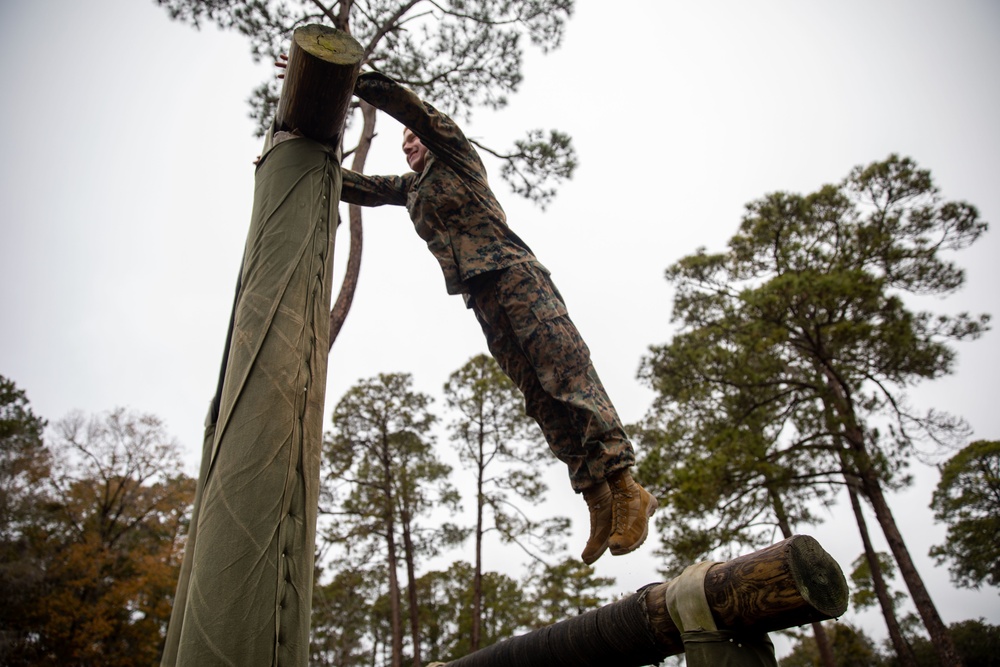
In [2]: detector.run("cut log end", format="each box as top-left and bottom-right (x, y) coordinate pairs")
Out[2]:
(274, 24), (364, 145)
(294, 24), (365, 66)
(703, 534), (849, 634)
(787, 534), (849, 619)
(444, 536), (849, 666)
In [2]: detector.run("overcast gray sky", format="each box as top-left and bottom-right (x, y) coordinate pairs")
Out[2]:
(2, 0), (998, 654)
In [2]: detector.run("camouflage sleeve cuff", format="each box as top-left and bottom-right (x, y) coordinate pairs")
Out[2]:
(340, 169), (412, 207)
(353, 72), (484, 184)
(353, 72), (425, 127)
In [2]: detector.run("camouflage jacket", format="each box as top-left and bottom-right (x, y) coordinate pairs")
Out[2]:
(340, 73), (538, 296)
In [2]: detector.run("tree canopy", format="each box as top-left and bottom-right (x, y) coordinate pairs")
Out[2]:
(0, 386), (195, 667)
(154, 0), (579, 347)
(155, 0), (572, 118)
(323, 372), (463, 666)
(929, 439), (1000, 589)
(311, 361), (623, 665)
(638, 154), (990, 667)
(443, 354), (568, 650)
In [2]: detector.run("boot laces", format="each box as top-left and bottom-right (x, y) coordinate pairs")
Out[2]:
(611, 484), (634, 534)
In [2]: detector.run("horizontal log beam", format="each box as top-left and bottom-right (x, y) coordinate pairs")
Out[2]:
(645, 534), (849, 651)
(443, 535), (848, 667)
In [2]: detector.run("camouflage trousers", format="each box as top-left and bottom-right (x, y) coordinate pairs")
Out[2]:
(469, 262), (635, 492)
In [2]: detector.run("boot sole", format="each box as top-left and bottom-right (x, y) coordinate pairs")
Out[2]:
(609, 495), (658, 557)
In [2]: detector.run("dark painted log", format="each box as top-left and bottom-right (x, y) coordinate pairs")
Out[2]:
(442, 535), (847, 666)
(274, 24), (364, 145)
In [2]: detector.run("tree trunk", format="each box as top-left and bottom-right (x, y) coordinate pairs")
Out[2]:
(820, 390), (917, 666)
(441, 535), (847, 666)
(329, 100), (376, 348)
(401, 505), (422, 667)
(382, 443), (404, 667)
(820, 370), (962, 667)
(386, 523), (403, 667)
(846, 474), (917, 666)
(472, 427), (485, 652)
(768, 485), (836, 667)
(858, 461), (961, 665)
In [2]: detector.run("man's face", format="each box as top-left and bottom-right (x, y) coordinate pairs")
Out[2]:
(402, 129), (428, 173)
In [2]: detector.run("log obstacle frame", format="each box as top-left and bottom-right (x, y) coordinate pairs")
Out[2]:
(443, 535), (848, 667)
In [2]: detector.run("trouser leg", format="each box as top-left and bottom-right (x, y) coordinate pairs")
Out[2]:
(471, 263), (634, 492)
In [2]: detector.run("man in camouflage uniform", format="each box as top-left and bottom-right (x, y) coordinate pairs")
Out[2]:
(338, 72), (656, 564)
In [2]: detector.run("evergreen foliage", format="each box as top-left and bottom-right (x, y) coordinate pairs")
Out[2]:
(153, 0), (577, 207)
(637, 155), (989, 666)
(929, 439), (1000, 589)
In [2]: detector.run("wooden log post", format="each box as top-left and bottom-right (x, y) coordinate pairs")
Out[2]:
(274, 23), (365, 145)
(440, 535), (848, 667)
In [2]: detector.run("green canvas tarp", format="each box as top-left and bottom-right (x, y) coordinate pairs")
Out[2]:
(163, 135), (340, 667)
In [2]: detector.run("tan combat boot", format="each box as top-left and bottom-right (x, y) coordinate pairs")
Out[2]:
(607, 471), (658, 556)
(580, 481), (612, 565)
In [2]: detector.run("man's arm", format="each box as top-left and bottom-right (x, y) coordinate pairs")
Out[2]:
(353, 73), (486, 185)
(341, 169), (415, 207)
